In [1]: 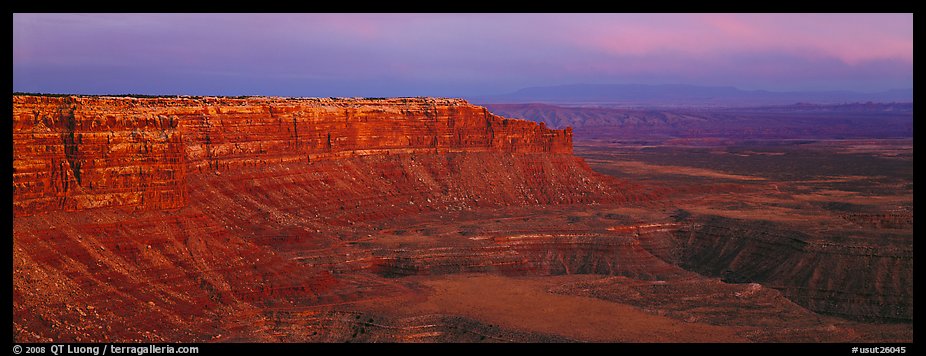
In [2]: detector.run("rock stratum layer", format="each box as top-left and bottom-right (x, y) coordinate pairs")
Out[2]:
(13, 96), (574, 215)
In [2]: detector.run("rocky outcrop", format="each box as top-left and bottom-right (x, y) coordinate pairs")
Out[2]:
(13, 95), (574, 215)
(639, 216), (914, 322)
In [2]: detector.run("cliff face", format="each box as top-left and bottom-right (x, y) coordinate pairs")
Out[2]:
(13, 95), (638, 343)
(13, 95), (573, 215)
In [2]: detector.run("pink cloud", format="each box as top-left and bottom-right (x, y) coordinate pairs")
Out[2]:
(562, 14), (911, 66)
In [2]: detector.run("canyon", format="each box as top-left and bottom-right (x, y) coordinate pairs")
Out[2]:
(12, 95), (912, 343)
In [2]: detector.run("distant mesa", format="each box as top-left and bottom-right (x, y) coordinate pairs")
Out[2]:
(483, 101), (913, 140)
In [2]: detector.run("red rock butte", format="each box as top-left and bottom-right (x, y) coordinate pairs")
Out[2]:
(13, 96), (586, 215)
(13, 95), (647, 342)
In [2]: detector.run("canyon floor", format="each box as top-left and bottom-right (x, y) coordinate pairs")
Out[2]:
(14, 137), (912, 343)
(307, 138), (913, 342)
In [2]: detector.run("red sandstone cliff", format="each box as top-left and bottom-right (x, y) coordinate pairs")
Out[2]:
(13, 95), (638, 342)
(13, 95), (575, 215)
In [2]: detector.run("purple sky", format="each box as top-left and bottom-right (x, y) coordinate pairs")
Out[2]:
(13, 13), (913, 97)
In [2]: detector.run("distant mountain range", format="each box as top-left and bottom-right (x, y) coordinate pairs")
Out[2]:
(469, 84), (913, 107)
